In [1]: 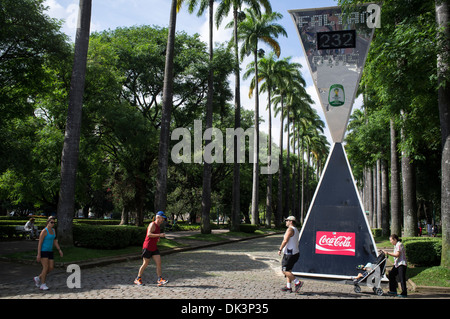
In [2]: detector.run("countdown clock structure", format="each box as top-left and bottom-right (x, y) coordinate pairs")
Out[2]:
(288, 4), (380, 279)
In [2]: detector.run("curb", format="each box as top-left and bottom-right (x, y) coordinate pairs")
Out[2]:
(56, 231), (285, 270)
(408, 278), (450, 294)
(384, 256), (450, 295)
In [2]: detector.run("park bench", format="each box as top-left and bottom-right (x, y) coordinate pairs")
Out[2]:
(14, 225), (39, 240)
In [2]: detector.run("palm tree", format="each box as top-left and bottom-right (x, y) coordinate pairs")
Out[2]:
(271, 58), (305, 225)
(155, 0), (182, 214)
(285, 85), (314, 218)
(283, 80), (311, 217)
(184, 0), (215, 234)
(237, 8), (286, 224)
(244, 51), (277, 226)
(215, 0), (272, 230)
(56, 0), (92, 246)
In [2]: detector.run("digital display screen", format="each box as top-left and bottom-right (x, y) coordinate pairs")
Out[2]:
(317, 30), (356, 50)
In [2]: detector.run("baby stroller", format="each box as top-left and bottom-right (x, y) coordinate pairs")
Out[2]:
(353, 251), (387, 296)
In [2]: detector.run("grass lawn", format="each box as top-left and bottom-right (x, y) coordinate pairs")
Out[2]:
(2, 238), (186, 264)
(374, 236), (450, 288)
(2, 231), (448, 288)
(407, 266), (450, 287)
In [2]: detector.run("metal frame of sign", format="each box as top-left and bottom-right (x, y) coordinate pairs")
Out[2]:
(288, 4), (380, 280)
(289, 5), (376, 143)
(292, 142), (378, 280)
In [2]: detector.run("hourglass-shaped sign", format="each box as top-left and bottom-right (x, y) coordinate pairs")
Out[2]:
(288, 4), (381, 280)
(289, 4), (379, 143)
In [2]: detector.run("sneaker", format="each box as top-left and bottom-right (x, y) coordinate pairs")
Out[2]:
(34, 276), (40, 288)
(397, 294), (407, 298)
(280, 286), (292, 293)
(387, 291), (397, 296)
(40, 283), (49, 291)
(157, 277), (168, 287)
(134, 277), (144, 286)
(294, 281), (304, 293)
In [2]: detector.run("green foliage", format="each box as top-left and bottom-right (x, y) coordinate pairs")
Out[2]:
(371, 228), (382, 238)
(239, 224), (259, 233)
(72, 224), (146, 249)
(0, 0), (71, 173)
(403, 237), (442, 266)
(345, 0), (442, 212)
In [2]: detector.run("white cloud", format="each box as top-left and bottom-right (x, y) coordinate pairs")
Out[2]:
(44, 0), (101, 41)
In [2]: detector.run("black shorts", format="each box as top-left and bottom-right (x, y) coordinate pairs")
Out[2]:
(40, 251), (54, 260)
(141, 248), (160, 259)
(282, 253), (299, 272)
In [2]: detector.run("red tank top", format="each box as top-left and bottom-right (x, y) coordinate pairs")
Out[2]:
(143, 222), (160, 251)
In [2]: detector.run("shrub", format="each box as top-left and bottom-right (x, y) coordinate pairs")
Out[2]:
(73, 224), (146, 249)
(73, 219), (120, 226)
(0, 225), (20, 239)
(371, 228), (382, 238)
(239, 224), (258, 233)
(403, 237), (442, 266)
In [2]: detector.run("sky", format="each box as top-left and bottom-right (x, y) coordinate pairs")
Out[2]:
(43, 0), (364, 150)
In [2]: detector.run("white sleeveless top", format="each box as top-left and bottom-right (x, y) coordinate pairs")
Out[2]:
(283, 226), (299, 255)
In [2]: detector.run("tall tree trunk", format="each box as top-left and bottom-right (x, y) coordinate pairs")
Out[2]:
(363, 168), (369, 224)
(285, 105), (290, 216)
(401, 111), (418, 237)
(56, 0), (91, 246)
(381, 159), (390, 236)
(120, 204), (129, 225)
(372, 165), (377, 228)
(251, 49), (260, 225)
(436, 0), (450, 267)
(390, 118), (401, 235)
(135, 176), (146, 226)
(265, 87), (273, 227)
(276, 98), (284, 227)
(367, 166), (373, 229)
(231, 6), (241, 232)
(376, 159), (382, 228)
(155, 0), (177, 213)
(300, 140), (305, 223)
(201, 0), (214, 234)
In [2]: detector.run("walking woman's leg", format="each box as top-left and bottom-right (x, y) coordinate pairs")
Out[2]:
(39, 258), (49, 284)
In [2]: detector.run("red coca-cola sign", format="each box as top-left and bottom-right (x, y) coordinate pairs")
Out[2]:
(315, 231), (355, 256)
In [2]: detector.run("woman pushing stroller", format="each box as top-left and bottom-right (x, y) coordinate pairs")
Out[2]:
(383, 234), (407, 297)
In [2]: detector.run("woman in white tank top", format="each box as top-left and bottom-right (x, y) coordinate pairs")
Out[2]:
(278, 216), (303, 293)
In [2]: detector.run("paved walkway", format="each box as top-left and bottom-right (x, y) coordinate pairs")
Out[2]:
(0, 230), (449, 301)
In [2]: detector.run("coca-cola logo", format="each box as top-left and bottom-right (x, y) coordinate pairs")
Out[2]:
(315, 231), (355, 256)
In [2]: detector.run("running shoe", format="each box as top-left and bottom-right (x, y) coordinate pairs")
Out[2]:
(34, 276), (40, 288)
(294, 281), (304, 293)
(40, 283), (49, 290)
(387, 291), (397, 296)
(280, 286), (292, 293)
(134, 277), (144, 286)
(157, 277), (168, 286)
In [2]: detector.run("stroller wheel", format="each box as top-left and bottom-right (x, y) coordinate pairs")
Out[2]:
(375, 288), (383, 296)
(354, 285), (361, 293)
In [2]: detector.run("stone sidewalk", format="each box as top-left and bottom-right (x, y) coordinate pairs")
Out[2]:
(0, 229), (280, 285)
(1, 234), (391, 300)
(1, 230), (449, 300)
